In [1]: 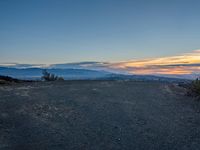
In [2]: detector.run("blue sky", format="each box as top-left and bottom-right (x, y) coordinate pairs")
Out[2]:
(1, 0), (200, 64)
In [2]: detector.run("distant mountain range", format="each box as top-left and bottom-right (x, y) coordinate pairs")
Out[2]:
(0, 62), (199, 80)
(0, 66), (189, 82)
(0, 67), (110, 80)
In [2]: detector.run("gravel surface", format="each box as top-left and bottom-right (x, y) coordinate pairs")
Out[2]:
(0, 80), (200, 150)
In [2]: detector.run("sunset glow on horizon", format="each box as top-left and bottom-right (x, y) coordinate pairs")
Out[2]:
(109, 50), (200, 75)
(1, 49), (200, 77)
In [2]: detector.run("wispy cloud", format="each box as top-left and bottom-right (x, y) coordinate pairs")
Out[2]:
(0, 63), (50, 68)
(109, 50), (200, 75)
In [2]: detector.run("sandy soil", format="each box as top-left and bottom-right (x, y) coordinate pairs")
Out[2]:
(0, 81), (200, 150)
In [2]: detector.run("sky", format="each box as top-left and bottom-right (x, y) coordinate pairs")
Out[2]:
(1, 0), (200, 75)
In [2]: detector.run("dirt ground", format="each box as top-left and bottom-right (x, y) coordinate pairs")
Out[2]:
(0, 80), (200, 150)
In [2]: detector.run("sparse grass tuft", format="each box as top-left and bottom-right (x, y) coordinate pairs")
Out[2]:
(187, 78), (200, 98)
(41, 70), (64, 81)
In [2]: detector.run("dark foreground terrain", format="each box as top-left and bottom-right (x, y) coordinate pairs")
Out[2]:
(0, 81), (200, 150)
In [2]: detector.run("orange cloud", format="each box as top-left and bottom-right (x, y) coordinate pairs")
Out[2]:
(109, 50), (200, 75)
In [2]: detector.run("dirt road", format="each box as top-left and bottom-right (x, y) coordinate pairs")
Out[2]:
(0, 81), (200, 150)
